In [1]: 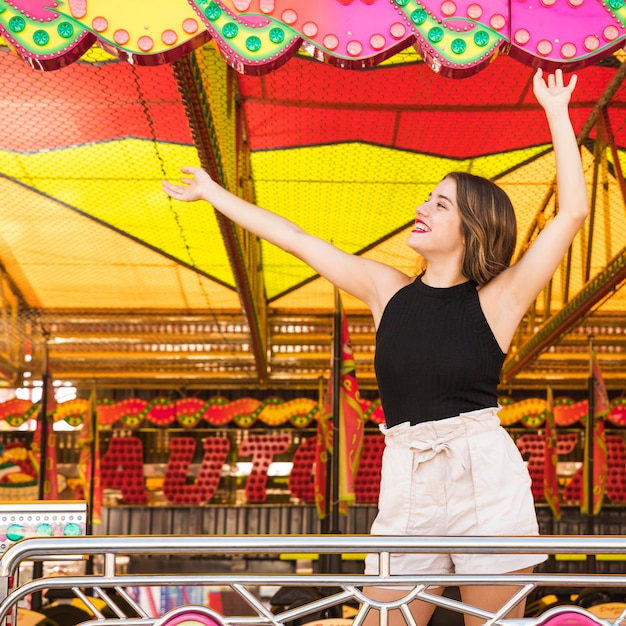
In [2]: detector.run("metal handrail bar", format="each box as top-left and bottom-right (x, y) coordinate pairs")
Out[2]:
(2, 533), (626, 576)
(1, 535), (625, 626)
(8, 572), (626, 589)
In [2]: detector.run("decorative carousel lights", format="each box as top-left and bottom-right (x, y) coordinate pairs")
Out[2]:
(0, 0), (625, 75)
(0, 501), (86, 553)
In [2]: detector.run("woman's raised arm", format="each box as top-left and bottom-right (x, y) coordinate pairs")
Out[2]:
(162, 167), (409, 322)
(487, 69), (588, 318)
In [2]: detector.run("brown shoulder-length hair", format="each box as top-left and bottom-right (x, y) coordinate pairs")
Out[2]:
(445, 171), (517, 286)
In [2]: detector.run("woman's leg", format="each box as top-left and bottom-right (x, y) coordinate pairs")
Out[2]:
(360, 585), (445, 626)
(459, 567), (534, 626)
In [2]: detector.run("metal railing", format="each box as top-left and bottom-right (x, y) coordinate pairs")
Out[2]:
(1, 535), (625, 626)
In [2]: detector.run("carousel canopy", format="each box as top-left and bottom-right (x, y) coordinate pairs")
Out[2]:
(0, 1), (625, 392)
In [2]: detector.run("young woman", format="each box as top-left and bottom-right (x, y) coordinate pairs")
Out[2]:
(162, 68), (588, 625)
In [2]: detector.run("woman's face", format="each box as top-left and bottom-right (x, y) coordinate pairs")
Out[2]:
(407, 176), (464, 258)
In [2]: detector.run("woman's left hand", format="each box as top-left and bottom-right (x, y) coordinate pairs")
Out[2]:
(533, 68), (577, 116)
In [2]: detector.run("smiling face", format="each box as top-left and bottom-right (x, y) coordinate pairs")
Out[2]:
(407, 176), (465, 260)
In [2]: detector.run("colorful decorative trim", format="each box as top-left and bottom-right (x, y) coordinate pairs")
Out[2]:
(0, 395), (624, 430)
(0, 1), (624, 75)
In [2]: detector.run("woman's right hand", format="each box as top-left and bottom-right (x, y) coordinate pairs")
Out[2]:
(160, 164), (408, 321)
(162, 166), (216, 203)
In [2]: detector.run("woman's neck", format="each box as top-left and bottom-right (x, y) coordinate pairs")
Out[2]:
(420, 265), (468, 288)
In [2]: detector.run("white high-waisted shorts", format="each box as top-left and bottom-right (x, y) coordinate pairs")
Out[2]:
(364, 406), (546, 577)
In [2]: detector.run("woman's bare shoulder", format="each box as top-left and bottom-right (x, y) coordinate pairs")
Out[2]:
(369, 266), (415, 327)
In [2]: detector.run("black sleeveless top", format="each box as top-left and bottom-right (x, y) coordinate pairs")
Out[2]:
(374, 275), (506, 427)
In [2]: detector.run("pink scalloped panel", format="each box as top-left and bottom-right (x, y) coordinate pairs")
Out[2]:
(221, 0), (418, 60)
(509, 0), (626, 70)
